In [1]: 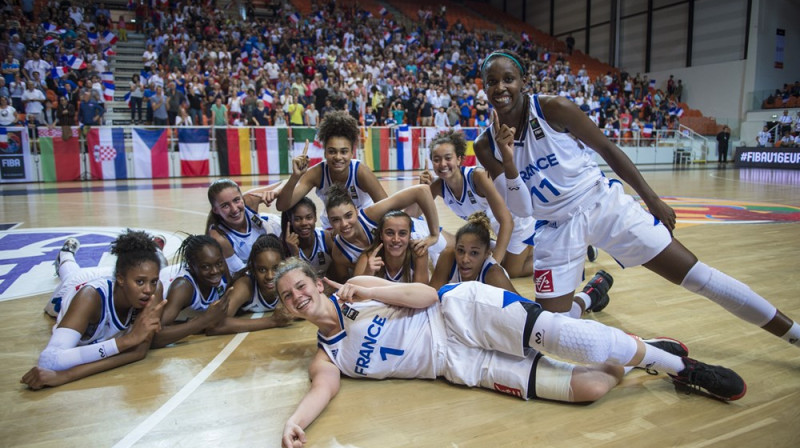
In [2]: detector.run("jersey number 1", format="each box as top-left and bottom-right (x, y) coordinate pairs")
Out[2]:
(530, 178), (561, 203)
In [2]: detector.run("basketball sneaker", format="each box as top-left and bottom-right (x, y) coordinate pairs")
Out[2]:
(53, 237), (80, 276)
(583, 270), (613, 312)
(642, 337), (689, 358)
(587, 245), (599, 262)
(669, 357), (747, 401)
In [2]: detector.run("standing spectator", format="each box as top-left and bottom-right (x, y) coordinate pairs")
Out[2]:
(175, 108), (192, 126)
(10, 73), (26, 112)
(566, 34), (575, 55)
(446, 100), (460, 127)
(142, 45), (158, 72)
(130, 74), (144, 124)
(23, 52), (51, 83)
(675, 80), (683, 102)
(36, 99), (58, 129)
(22, 81), (46, 120)
(210, 97), (228, 127)
(363, 105), (376, 126)
(287, 96), (304, 126)
(166, 82), (186, 126)
(151, 86), (168, 126)
(406, 92), (422, 126)
(135, 1), (147, 33)
(667, 75), (676, 97)
(304, 103), (319, 127)
(3, 54), (20, 86)
(716, 126), (731, 164)
(0, 96), (18, 125)
(434, 106), (448, 128)
(756, 125), (771, 147)
(117, 16), (128, 43)
(57, 95), (75, 135)
(419, 96), (433, 127)
(79, 90), (102, 132)
(250, 100), (270, 126)
(778, 109), (793, 135)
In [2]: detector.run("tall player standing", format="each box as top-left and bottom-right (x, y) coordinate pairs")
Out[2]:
(473, 49), (800, 345)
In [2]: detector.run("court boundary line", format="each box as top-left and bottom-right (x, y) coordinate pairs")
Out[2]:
(112, 313), (264, 448)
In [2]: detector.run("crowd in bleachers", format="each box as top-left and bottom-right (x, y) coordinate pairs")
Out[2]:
(761, 82), (800, 109)
(1, 0), (697, 143)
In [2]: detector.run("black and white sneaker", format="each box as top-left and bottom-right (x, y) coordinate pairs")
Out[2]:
(583, 270), (613, 312)
(642, 337), (689, 358)
(53, 237), (80, 276)
(669, 357), (747, 401)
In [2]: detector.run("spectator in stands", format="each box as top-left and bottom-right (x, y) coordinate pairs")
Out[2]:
(287, 95), (304, 126)
(56, 95), (75, 133)
(566, 34), (575, 55)
(9, 73), (25, 112)
(0, 96), (18, 126)
(716, 125), (731, 164)
(130, 74), (144, 125)
(757, 125), (771, 147)
(211, 96), (228, 127)
(117, 16), (128, 43)
(142, 45), (158, 72)
(78, 90), (102, 132)
(778, 109), (793, 134)
(778, 130), (795, 148)
(151, 86), (168, 126)
(251, 100), (270, 126)
(37, 99), (58, 130)
(166, 82), (186, 126)
(22, 81), (46, 122)
(304, 103), (319, 128)
(434, 106), (448, 128)
(175, 107), (192, 126)
(3, 54), (20, 86)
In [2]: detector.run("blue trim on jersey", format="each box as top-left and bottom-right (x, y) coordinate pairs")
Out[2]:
(104, 279), (127, 331)
(437, 283), (460, 301)
(501, 289), (536, 308)
(358, 208), (377, 228)
(533, 94), (544, 119)
(447, 262), (457, 282)
(480, 261), (493, 281)
(317, 294), (347, 345)
(534, 220), (549, 230)
(352, 160), (361, 189)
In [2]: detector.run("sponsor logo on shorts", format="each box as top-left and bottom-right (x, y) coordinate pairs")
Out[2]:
(534, 269), (554, 293)
(494, 383), (523, 398)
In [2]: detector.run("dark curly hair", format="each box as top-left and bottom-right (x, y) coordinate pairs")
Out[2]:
(429, 129), (468, 159)
(110, 229), (161, 277)
(316, 110), (359, 149)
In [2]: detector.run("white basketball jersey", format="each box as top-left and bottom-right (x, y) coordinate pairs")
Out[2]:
(56, 277), (132, 345)
(159, 266), (228, 311)
(217, 207), (282, 264)
(317, 294), (439, 380)
(333, 210), (376, 263)
(316, 159), (374, 228)
(447, 256), (503, 284)
(441, 166), (495, 222)
(239, 273), (279, 313)
(298, 229), (333, 277)
(487, 94), (603, 220)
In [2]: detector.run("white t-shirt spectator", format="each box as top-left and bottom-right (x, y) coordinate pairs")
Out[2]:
(143, 50), (158, 68)
(24, 59), (51, 80)
(22, 88), (45, 115)
(91, 58), (108, 74)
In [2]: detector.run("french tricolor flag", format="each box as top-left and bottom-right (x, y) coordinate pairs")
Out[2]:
(521, 32), (530, 42)
(177, 128), (210, 176)
(379, 7), (387, 16)
(288, 12), (300, 23)
(102, 30), (118, 45)
(88, 127), (127, 179)
(642, 123), (654, 137)
(406, 35), (417, 45)
(395, 125), (414, 171)
(43, 36), (58, 47)
(51, 67), (69, 78)
(66, 56), (86, 70)
(101, 72), (115, 85)
(103, 47), (116, 57)
(132, 128), (169, 178)
(103, 83), (115, 101)
(383, 31), (391, 43)
(0, 127), (7, 150)
(87, 32), (99, 45)
(261, 91), (274, 107)
(124, 91), (131, 108)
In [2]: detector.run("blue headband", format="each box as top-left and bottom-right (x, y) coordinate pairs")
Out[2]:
(481, 52), (524, 76)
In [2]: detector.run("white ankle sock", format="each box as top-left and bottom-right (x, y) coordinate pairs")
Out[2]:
(639, 345), (686, 375)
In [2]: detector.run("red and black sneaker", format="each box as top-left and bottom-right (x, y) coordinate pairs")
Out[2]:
(583, 270), (613, 312)
(669, 357), (747, 401)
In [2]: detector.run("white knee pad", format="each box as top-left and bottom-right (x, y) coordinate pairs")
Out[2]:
(530, 312), (637, 366)
(682, 262), (776, 327)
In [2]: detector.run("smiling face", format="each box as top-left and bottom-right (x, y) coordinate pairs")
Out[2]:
(327, 203), (359, 240)
(254, 249), (282, 293)
(430, 142), (462, 181)
(116, 260), (161, 309)
(483, 56), (526, 115)
(291, 203), (317, 240)
(380, 216), (412, 258)
(190, 244), (226, 289)
(277, 268), (325, 319)
(212, 186), (246, 228)
(324, 136), (354, 174)
(454, 233), (491, 281)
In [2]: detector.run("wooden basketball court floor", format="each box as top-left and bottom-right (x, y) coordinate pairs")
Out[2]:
(2, 164), (800, 447)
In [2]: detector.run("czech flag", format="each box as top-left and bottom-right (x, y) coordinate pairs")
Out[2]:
(132, 128), (169, 178)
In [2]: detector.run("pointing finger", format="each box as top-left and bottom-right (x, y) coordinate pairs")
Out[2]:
(322, 277), (342, 290)
(302, 139), (309, 157)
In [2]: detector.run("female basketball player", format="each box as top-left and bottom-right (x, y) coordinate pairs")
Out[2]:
(219, 234), (293, 333)
(206, 179), (283, 274)
(152, 235), (292, 347)
(474, 49), (800, 345)
(325, 183), (448, 282)
(275, 111), (388, 228)
(22, 230), (165, 390)
(353, 210), (429, 284)
(282, 197), (334, 279)
(430, 212), (516, 292)
(420, 129), (533, 277)
(275, 258), (745, 448)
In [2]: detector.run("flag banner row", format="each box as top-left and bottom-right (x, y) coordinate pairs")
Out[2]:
(27, 126), (485, 182)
